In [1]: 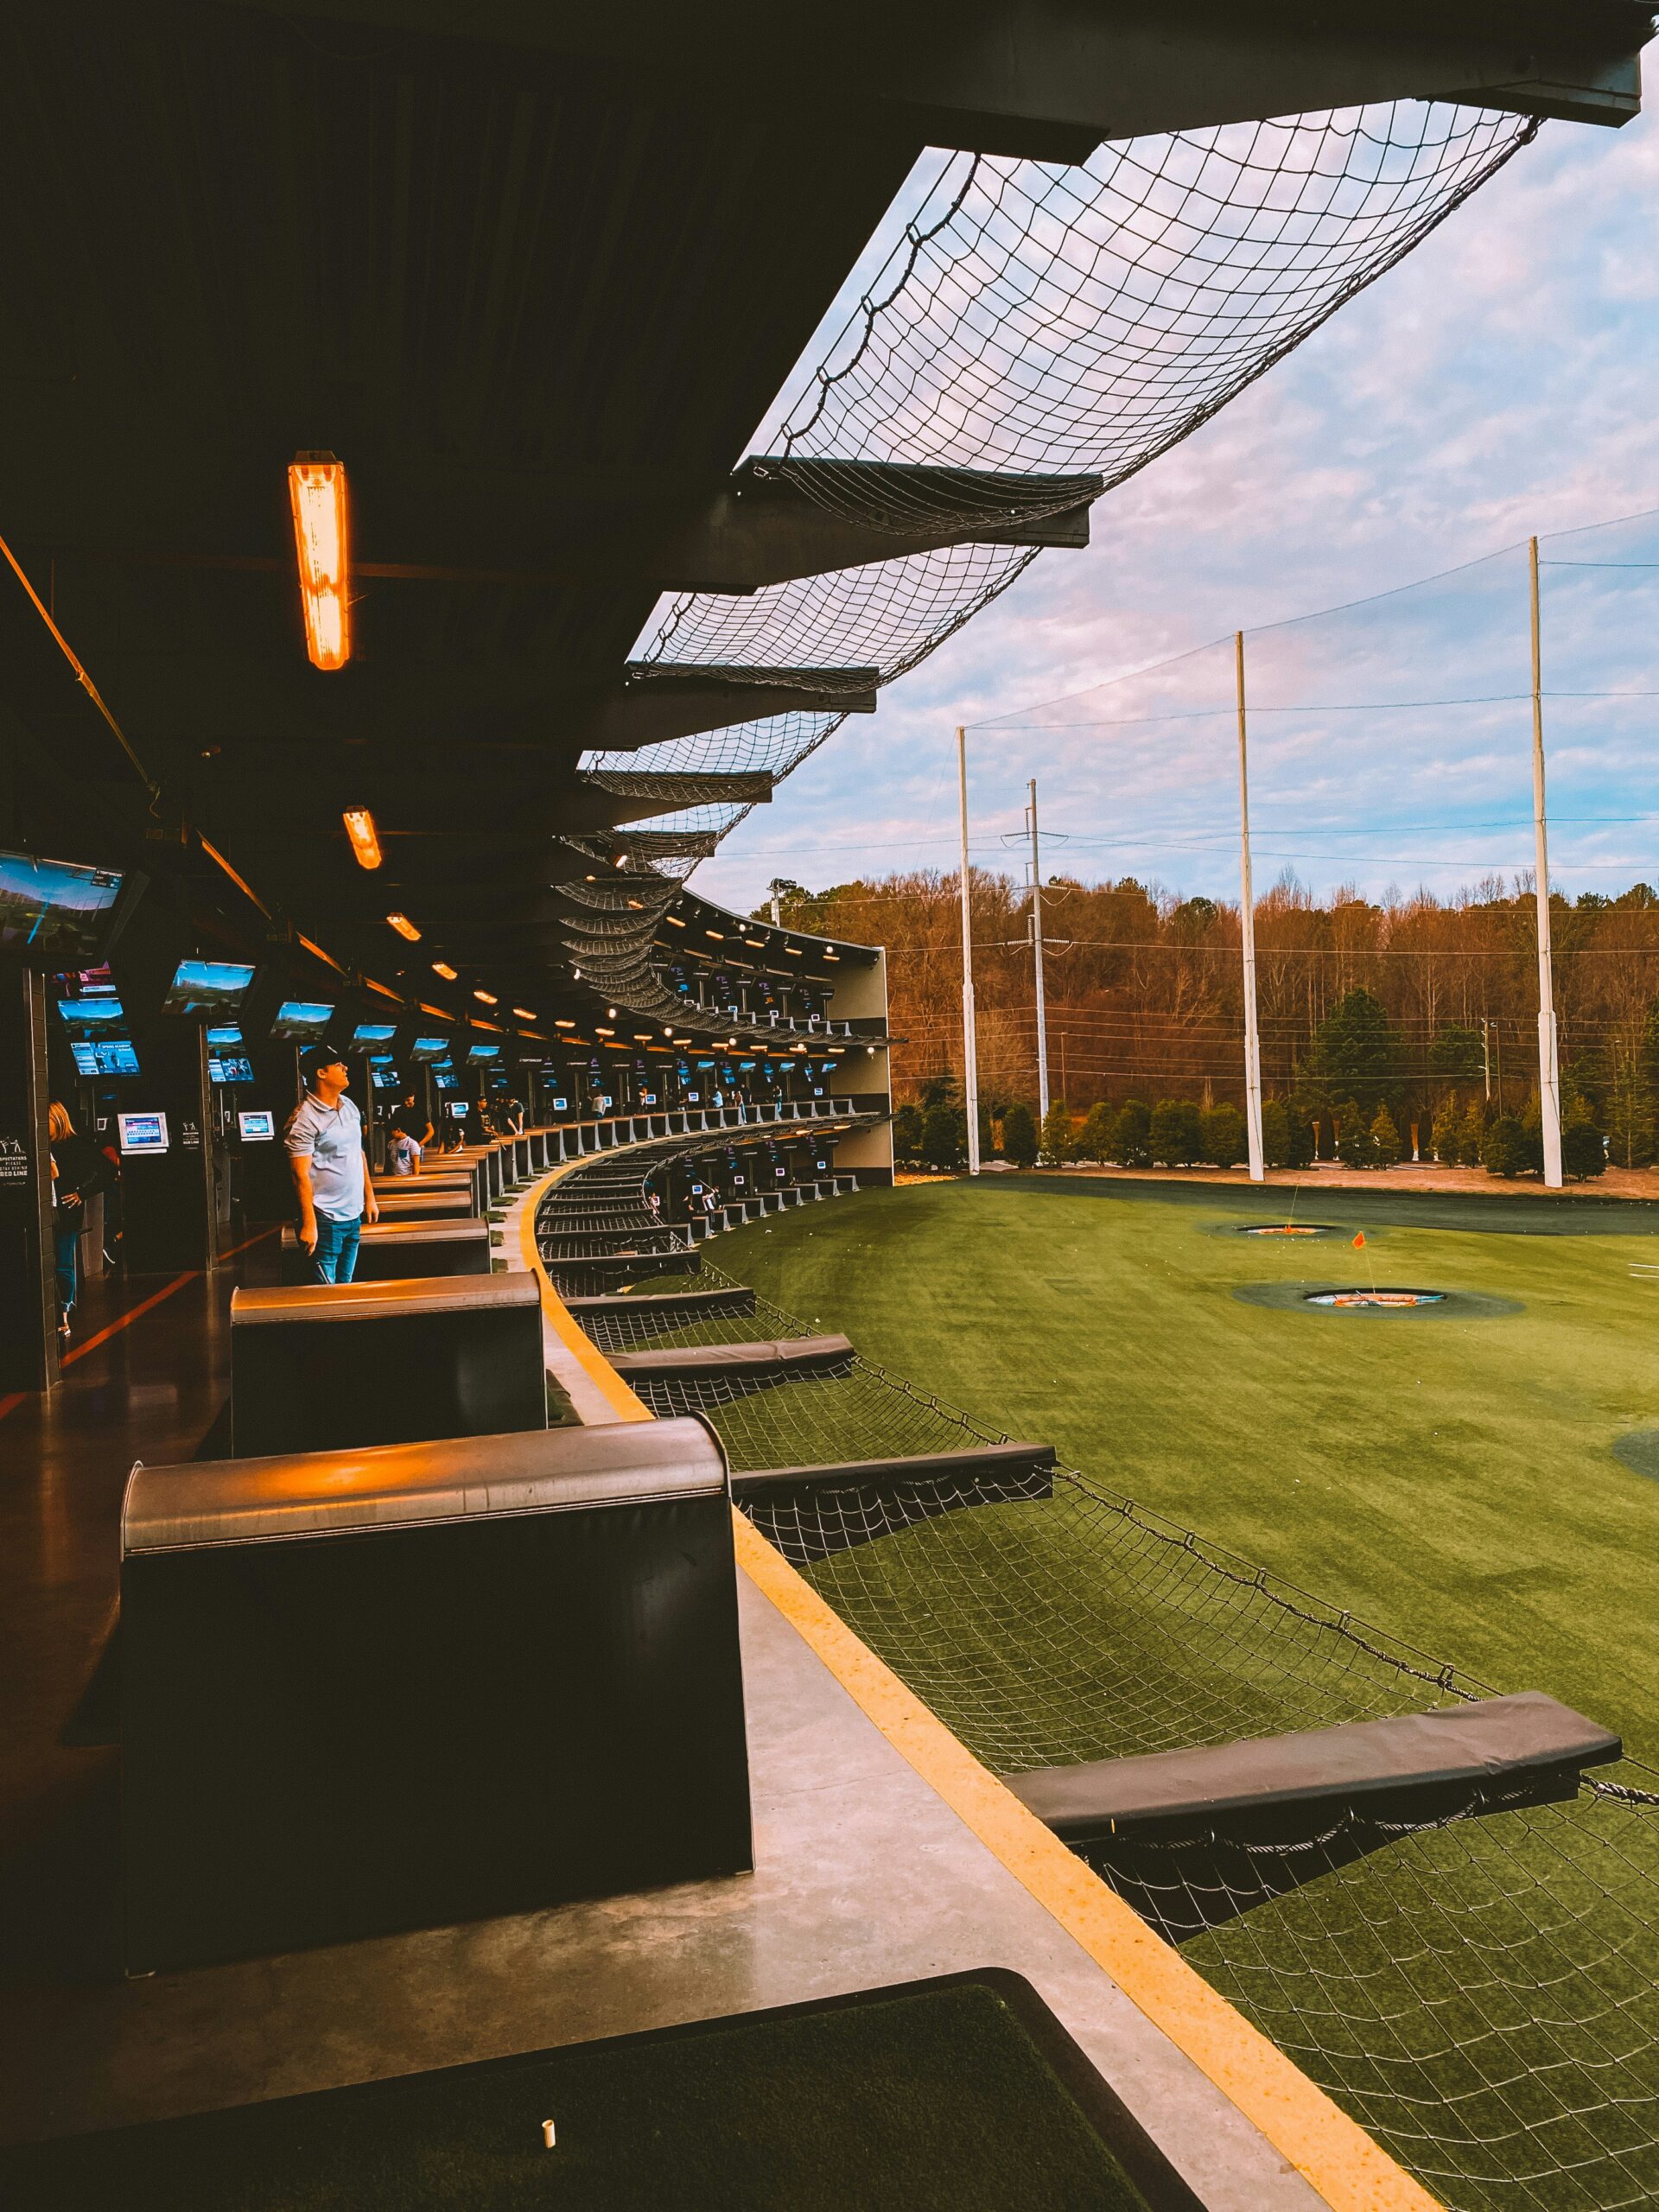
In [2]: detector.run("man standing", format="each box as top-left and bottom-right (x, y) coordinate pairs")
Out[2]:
(285, 1046), (378, 1284)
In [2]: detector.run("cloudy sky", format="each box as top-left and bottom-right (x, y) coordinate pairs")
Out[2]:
(692, 99), (1659, 917)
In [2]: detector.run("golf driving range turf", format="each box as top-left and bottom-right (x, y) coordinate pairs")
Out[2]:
(723, 1176), (1659, 1758)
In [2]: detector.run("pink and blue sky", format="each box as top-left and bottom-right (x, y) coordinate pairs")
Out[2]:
(696, 103), (1659, 915)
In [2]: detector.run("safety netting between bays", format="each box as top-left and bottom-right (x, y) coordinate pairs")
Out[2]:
(582, 1249), (1659, 2212)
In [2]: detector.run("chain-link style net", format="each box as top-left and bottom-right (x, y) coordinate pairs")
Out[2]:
(563, 1246), (1659, 2211)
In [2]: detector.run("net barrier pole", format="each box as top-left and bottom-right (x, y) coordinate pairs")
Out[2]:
(957, 726), (982, 1175)
(1235, 632), (1265, 1183)
(1529, 536), (1564, 1188)
(1028, 777), (1051, 1123)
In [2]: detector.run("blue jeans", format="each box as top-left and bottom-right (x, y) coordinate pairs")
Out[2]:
(309, 1212), (362, 1285)
(54, 1216), (80, 1318)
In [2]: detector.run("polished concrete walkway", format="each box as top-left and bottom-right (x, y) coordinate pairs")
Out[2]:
(0, 1218), (1323, 2209)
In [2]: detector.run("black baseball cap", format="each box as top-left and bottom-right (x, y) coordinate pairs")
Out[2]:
(300, 1045), (349, 1083)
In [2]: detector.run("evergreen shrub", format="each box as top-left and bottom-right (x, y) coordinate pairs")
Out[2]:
(1001, 1101), (1038, 1169)
(1148, 1098), (1205, 1166)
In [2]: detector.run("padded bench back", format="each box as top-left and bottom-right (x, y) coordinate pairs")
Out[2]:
(369, 1188), (477, 1223)
(231, 1273), (545, 1455)
(120, 1418), (752, 1970)
(279, 1218), (491, 1283)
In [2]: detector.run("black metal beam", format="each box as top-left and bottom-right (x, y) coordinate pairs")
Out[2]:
(216, 3), (1653, 137)
(582, 668), (879, 753)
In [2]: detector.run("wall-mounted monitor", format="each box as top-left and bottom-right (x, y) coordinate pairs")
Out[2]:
(352, 1022), (397, 1045)
(409, 1036), (449, 1062)
(206, 1023), (245, 1047)
(118, 1110), (168, 1155)
(209, 1054), (255, 1084)
(0, 850), (130, 965)
(270, 1000), (334, 1041)
(71, 1038), (141, 1077)
(163, 957), (257, 1015)
(466, 1043), (500, 1063)
(57, 995), (127, 1034)
(238, 1110), (276, 1143)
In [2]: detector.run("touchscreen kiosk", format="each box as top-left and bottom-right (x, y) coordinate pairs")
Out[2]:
(238, 1110), (276, 1143)
(118, 1112), (169, 1155)
(209, 1054), (255, 1084)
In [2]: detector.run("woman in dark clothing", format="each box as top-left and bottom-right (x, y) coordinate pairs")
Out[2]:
(48, 1102), (113, 1344)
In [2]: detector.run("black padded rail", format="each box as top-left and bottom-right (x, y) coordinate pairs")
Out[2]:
(279, 1218), (490, 1283)
(230, 1274), (546, 1456)
(610, 1335), (855, 1384)
(564, 1286), (759, 1325)
(119, 1420), (752, 1971)
(369, 1189), (478, 1223)
(1004, 1692), (1622, 1845)
(734, 1443), (1057, 1563)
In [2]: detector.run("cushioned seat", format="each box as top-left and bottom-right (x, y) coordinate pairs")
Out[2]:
(120, 1419), (752, 1970)
(231, 1274), (545, 1455)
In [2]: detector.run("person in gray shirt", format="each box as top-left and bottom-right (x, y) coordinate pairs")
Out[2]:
(285, 1046), (378, 1283)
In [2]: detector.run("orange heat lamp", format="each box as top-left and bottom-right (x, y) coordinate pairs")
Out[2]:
(512, 1006), (536, 1020)
(473, 988), (498, 1005)
(432, 960), (458, 981)
(342, 808), (381, 869)
(386, 912), (420, 941)
(289, 453), (350, 670)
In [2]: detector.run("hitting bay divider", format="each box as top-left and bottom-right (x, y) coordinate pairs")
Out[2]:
(537, 1190), (1659, 2212)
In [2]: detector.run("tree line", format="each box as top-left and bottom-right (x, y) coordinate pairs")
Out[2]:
(766, 869), (1659, 1176)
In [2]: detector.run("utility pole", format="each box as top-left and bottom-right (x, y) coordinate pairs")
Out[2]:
(957, 728), (981, 1176)
(1027, 778), (1051, 1122)
(1480, 1018), (1491, 1102)
(767, 877), (788, 926)
(1529, 537), (1563, 1188)
(1235, 632), (1266, 1182)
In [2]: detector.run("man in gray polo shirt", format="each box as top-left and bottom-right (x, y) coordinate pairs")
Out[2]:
(285, 1046), (379, 1284)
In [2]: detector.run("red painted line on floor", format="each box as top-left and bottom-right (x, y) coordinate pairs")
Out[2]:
(0, 1226), (281, 1421)
(61, 1272), (200, 1369)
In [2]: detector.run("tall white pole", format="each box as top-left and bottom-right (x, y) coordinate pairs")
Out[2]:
(1236, 632), (1266, 1183)
(1028, 778), (1051, 1122)
(1529, 537), (1563, 1188)
(957, 727), (982, 1175)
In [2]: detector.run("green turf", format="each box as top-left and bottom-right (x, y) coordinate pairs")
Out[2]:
(723, 1179), (1659, 1761)
(0, 1983), (1154, 2212)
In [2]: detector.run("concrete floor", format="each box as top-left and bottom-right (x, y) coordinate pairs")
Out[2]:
(0, 1197), (1323, 2209)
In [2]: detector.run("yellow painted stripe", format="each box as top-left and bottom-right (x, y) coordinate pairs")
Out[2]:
(520, 1131), (1433, 2209)
(731, 1513), (1441, 2212)
(518, 1153), (653, 1423)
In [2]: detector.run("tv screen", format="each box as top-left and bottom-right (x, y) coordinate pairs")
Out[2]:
(163, 957), (256, 1015)
(118, 1111), (168, 1154)
(57, 995), (127, 1034)
(451, 1101), (469, 1120)
(409, 1036), (448, 1062)
(0, 850), (126, 963)
(550, 1096), (568, 1112)
(71, 1038), (141, 1077)
(353, 1023), (397, 1045)
(371, 1068), (400, 1090)
(238, 1110), (276, 1142)
(208, 1054), (255, 1084)
(434, 1072), (458, 1091)
(271, 1000), (334, 1041)
(466, 1043), (500, 1064)
(205, 1023), (244, 1047)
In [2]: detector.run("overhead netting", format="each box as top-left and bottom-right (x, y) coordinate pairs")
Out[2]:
(586, 102), (1537, 856)
(578, 1249), (1659, 2210)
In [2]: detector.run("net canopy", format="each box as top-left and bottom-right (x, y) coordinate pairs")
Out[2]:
(583, 103), (1537, 864)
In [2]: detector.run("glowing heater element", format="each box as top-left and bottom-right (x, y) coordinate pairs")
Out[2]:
(289, 454), (351, 670)
(341, 808), (381, 869)
(432, 961), (458, 980)
(386, 912), (421, 941)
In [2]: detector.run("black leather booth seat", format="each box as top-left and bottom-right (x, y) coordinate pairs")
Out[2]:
(231, 1274), (544, 1455)
(119, 1419), (753, 1970)
(279, 1217), (492, 1284)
